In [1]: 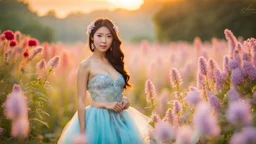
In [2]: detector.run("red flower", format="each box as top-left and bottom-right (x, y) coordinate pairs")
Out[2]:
(3, 30), (15, 41)
(28, 39), (38, 47)
(23, 50), (29, 58)
(9, 40), (17, 47)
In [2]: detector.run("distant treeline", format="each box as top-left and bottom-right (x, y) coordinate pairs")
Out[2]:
(0, 0), (55, 42)
(153, 0), (256, 42)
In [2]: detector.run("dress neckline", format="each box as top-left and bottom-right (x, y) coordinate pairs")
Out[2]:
(88, 73), (122, 86)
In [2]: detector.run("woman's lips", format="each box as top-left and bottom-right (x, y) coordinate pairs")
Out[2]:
(100, 45), (107, 48)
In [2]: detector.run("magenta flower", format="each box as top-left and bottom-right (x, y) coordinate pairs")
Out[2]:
(9, 40), (17, 47)
(198, 57), (208, 76)
(231, 68), (244, 86)
(145, 79), (157, 104)
(226, 100), (252, 126)
(170, 68), (183, 88)
(28, 38), (38, 47)
(193, 102), (220, 137)
(185, 90), (201, 106)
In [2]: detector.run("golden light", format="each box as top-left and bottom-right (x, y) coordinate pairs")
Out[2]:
(108, 0), (144, 11)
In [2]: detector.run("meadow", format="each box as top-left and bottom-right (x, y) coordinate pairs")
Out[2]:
(0, 29), (256, 143)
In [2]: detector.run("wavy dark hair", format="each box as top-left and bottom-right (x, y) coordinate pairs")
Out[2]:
(88, 18), (131, 89)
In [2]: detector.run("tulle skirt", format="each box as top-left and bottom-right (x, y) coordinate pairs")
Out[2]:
(58, 105), (152, 144)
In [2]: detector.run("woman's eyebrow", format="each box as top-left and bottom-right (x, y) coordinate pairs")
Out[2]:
(96, 32), (112, 35)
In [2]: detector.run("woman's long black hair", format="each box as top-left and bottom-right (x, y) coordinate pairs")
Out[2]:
(88, 18), (131, 89)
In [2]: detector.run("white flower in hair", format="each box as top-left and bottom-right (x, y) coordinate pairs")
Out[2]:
(113, 25), (119, 33)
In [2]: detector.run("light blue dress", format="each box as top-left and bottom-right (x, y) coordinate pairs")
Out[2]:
(58, 73), (152, 144)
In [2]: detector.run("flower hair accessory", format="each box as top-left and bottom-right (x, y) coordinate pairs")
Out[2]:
(86, 21), (119, 35)
(86, 22), (95, 35)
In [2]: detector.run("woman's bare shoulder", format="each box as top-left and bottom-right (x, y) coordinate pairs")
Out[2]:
(78, 57), (93, 71)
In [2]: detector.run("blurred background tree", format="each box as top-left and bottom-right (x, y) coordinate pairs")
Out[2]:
(153, 0), (256, 42)
(0, 0), (55, 42)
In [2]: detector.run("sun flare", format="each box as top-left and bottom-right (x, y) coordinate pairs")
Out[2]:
(108, 0), (144, 11)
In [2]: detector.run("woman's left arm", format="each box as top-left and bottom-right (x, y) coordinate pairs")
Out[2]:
(121, 94), (130, 109)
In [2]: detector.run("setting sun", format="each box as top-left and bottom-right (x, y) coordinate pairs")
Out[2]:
(108, 0), (144, 10)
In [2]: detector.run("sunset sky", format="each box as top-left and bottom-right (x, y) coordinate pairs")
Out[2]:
(25, 0), (144, 18)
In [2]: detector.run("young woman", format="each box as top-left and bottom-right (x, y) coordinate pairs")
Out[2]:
(58, 18), (152, 144)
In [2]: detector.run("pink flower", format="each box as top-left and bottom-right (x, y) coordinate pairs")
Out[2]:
(154, 120), (173, 143)
(228, 59), (240, 71)
(223, 55), (229, 73)
(226, 100), (252, 126)
(48, 56), (60, 68)
(208, 58), (218, 81)
(3, 84), (28, 120)
(36, 59), (47, 70)
(3, 30), (15, 40)
(242, 52), (251, 61)
(164, 108), (175, 124)
(173, 100), (182, 114)
(214, 68), (225, 91)
(198, 57), (208, 76)
(150, 112), (161, 123)
(193, 102), (220, 137)
(224, 29), (237, 59)
(145, 79), (157, 103)
(197, 72), (205, 90)
(176, 125), (195, 144)
(86, 22), (95, 35)
(0, 34), (5, 41)
(113, 25), (119, 33)
(170, 68), (183, 88)
(185, 90), (201, 106)
(208, 93), (221, 111)
(11, 117), (29, 139)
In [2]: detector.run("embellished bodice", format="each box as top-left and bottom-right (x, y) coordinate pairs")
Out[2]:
(87, 73), (125, 102)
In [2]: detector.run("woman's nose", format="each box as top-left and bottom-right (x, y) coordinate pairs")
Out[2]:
(101, 36), (106, 43)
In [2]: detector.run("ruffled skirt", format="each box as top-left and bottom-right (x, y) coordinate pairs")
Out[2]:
(58, 106), (152, 144)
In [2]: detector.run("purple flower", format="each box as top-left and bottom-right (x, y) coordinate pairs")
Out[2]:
(154, 120), (173, 143)
(242, 52), (251, 61)
(173, 100), (182, 114)
(229, 126), (256, 144)
(208, 59), (219, 81)
(223, 55), (229, 73)
(164, 108), (175, 124)
(236, 42), (244, 53)
(226, 100), (252, 126)
(189, 86), (198, 91)
(253, 53), (256, 67)
(176, 125), (195, 144)
(150, 112), (161, 123)
(170, 68), (183, 88)
(208, 93), (221, 111)
(228, 59), (240, 71)
(227, 87), (240, 102)
(242, 60), (256, 81)
(11, 117), (29, 139)
(145, 79), (157, 104)
(214, 68), (225, 91)
(185, 90), (201, 106)
(198, 57), (208, 76)
(197, 72), (205, 90)
(224, 29), (237, 59)
(233, 50), (242, 65)
(193, 102), (220, 137)
(231, 68), (244, 86)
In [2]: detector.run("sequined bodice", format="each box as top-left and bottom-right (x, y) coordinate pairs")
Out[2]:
(87, 73), (125, 102)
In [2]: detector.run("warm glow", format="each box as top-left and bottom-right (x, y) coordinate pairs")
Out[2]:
(108, 0), (144, 10)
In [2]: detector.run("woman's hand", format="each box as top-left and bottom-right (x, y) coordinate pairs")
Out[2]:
(105, 102), (123, 112)
(121, 96), (130, 110)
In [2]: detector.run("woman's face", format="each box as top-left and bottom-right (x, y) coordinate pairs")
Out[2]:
(92, 26), (113, 52)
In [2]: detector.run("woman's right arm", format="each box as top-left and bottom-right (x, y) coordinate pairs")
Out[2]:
(77, 61), (89, 134)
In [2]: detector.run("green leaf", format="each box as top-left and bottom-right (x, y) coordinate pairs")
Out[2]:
(31, 118), (49, 128)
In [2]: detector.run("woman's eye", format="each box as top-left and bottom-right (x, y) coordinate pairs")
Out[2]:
(108, 36), (112, 38)
(97, 35), (102, 37)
